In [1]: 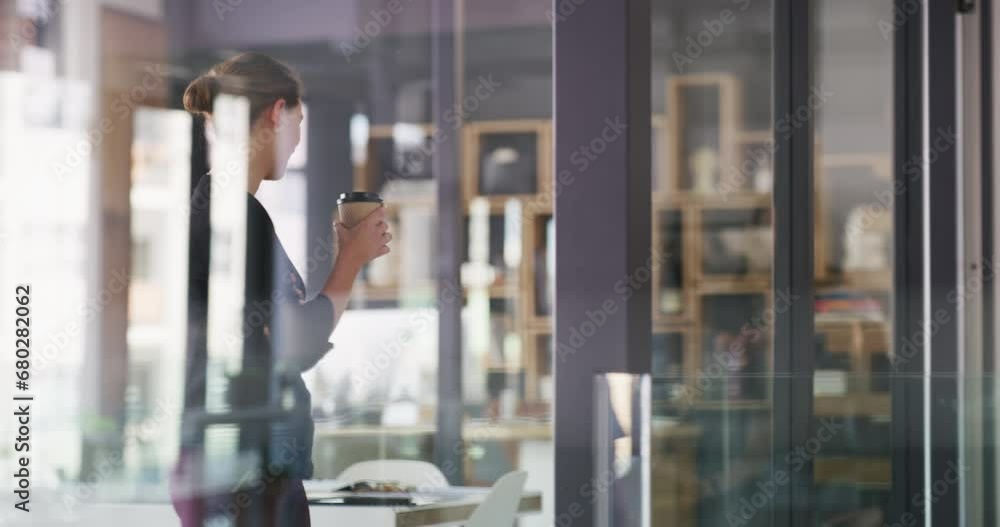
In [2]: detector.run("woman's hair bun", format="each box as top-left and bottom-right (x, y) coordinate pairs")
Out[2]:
(182, 53), (302, 121)
(182, 74), (219, 116)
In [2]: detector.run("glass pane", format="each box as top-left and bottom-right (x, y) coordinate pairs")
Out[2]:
(461, 4), (554, 522)
(0, 1), (538, 524)
(651, 0), (774, 525)
(813, 0), (895, 523)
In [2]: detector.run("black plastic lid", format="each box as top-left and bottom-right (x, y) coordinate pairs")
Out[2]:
(337, 192), (383, 204)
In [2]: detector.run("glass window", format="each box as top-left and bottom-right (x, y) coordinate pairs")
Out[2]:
(650, 1), (774, 525)
(0, 1), (554, 524)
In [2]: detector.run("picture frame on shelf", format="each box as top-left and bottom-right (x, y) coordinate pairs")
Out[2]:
(354, 123), (437, 199)
(666, 73), (742, 196)
(462, 119), (551, 203)
(697, 206), (772, 284)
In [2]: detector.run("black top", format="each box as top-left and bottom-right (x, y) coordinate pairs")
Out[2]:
(182, 174), (334, 479)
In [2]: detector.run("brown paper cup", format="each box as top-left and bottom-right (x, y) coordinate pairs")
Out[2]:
(337, 192), (383, 227)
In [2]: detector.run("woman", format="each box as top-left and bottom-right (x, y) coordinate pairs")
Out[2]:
(172, 52), (390, 527)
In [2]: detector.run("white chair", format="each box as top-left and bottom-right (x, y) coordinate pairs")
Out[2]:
(467, 471), (528, 527)
(337, 459), (449, 490)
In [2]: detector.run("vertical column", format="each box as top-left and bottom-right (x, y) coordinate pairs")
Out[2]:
(983, 1), (998, 522)
(927, 1), (961, 525)
(772, 0), (814, 525)
(432, 0), (465, 484)
(891, 0), (927, 523)
(305, 98), (354, 294)
(553, 0), (651, 524)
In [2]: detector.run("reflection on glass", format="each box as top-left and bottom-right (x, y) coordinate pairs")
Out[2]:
(652, 0), (773, 524)
(811, 0), (895, 522)
(126, 106), (192, 487)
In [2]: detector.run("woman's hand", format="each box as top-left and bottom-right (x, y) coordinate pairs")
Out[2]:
(333, 205), (392, 272)
(322, 206), (391, 323)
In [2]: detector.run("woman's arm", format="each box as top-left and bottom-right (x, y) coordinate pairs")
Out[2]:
(320, 205), (391, 328)
(272, 206), (391, 375)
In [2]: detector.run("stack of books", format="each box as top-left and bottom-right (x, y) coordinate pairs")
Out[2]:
(815, 292), (885, 322)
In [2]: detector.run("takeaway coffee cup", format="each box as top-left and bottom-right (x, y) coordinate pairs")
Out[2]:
(337, 192), (383, 227)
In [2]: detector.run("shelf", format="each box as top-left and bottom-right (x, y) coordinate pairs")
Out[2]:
(658, 399), (771, 412)
(816, 319), (890, 331)
(814, 393), (890, 417)
(367, 122), (435, 138)
(652, 191), (771, 210)
(815, 457), (891, 487)
(527, 315), (552, 330)
(835, 270), (893, 291)
(653, 316), (692, 331)
(694, 276), (770, 294)
(656, 394), (890, 417)
(462, 195), (545, 215)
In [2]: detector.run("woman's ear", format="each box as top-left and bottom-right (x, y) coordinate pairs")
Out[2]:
(268, 99), (288, 129)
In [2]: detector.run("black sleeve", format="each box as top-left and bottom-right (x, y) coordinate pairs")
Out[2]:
(244, 198), (335, 377)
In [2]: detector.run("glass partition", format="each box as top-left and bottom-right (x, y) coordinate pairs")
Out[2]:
(0, 0), (554, 524)
(593, 374), (651, 527)
(599, 374), (980, 527)
(650, 1), (775, 524)
(811, 0), (895, 521)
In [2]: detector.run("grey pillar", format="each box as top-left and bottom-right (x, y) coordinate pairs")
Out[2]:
(432, 0), (464, 484)
(305, 97), (354, 295)
(554, 0), (651, 525)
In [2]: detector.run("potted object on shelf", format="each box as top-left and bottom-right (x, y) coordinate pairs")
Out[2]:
(842, 205), (891, 271)
(690, 146), (719, 195)
(480, 137), (537, 195)
(753, 159), (773, 194)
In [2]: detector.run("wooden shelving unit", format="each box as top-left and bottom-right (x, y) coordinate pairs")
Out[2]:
(351, 73), (895, 522)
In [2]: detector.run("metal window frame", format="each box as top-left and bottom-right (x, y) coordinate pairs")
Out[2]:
(890, 0), (928, 524)
(926, 0), (963, 523)
(980, 0), (995, 523)
(771, 1), (815, 526)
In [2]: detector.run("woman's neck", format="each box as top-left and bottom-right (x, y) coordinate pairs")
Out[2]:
(247, 156), (270, 195)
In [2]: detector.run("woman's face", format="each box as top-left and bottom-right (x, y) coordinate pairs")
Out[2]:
(271, 103), (304, 180)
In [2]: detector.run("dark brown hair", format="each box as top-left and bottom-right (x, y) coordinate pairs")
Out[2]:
(183, 52), (302, 122)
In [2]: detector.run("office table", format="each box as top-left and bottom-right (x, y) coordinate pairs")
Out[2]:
(307, 484), (543, 526)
